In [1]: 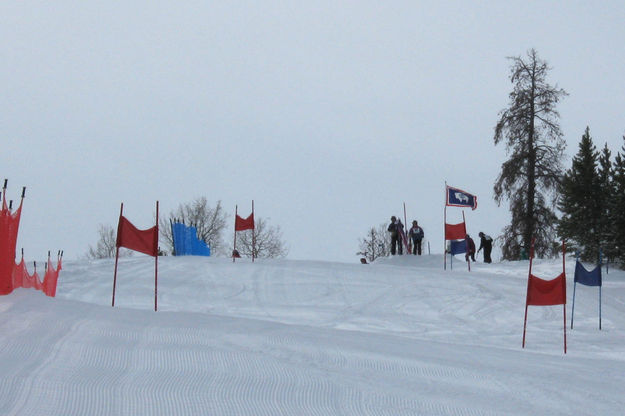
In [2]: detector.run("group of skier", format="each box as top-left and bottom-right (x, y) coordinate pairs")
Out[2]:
(463, 232), (493, 263)
(387, 216), (424, 256)
(387, 216), (493, 263)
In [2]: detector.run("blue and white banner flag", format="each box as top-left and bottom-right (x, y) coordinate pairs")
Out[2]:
(446, 185), (477, 210)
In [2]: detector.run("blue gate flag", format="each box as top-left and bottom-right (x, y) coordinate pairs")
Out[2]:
(172, 222), (211, 256)
(449, 239), (467, 255)
(574, 261), (602, 286)
(446, 185), (477, 210)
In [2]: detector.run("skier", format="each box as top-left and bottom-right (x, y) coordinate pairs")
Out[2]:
(408, 220), (424, 255)
(477, 232), (493, 263)
(387, 216), (403, 255)
(465, 234), (476, 262)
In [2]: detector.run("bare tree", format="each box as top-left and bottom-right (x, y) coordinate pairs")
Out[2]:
(160, 198), (228, 256)
(357, 223), (391, 262)
(86, 224), (133, 259)
(493, 49), (567, 259)
(233, 217), (288, 259)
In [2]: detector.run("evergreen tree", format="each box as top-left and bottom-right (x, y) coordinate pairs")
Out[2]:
(494, 49), (567, 259)
(610, 136), (625, 266)
(557, 127), (601, 260)
(597, 143), (615, 261)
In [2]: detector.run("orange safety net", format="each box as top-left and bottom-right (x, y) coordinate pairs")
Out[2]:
(0, 187), (61, 297)
(12, 258), (42, 291)
(0, 199), (23, 295)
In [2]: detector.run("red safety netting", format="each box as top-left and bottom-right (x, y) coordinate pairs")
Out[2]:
(0, 187), (62, 297)
(43, 256), (62, 297)
(12, 258), (42, 291)
(11, 255), (62, 297)
(0, 200), (23, 295)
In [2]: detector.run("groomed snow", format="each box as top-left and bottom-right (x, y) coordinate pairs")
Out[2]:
(1, 254), (624, 415)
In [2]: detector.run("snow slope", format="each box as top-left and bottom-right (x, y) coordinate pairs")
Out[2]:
(1, 255), (624, 415)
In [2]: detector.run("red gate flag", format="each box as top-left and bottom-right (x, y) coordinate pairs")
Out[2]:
(233, 201), (255, 263)
(116, 216), (158, 257)
(522, 238), (567, 353)
(235, 213), (254, 231)
(445, 222), (466, 240)
(526, 273), (566, 306)
(112, 202), (159, 311)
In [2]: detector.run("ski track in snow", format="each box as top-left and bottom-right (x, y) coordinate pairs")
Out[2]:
(0, 255), (624, 415)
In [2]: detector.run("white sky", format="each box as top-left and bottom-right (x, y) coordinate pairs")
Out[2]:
(2, 1), (624, 262)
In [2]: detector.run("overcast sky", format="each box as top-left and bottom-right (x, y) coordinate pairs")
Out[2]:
(2, 1), (624, 263)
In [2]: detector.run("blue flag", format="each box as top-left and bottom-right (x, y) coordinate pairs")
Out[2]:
(446, 186), (477, 210)
(449, 239), (467, 255)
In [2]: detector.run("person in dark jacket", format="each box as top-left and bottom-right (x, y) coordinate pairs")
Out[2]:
(388, 216), (403, 255)
(465, 234), (476, 262)
(477, 232), (493, 263)
(408, 220), (424, 255)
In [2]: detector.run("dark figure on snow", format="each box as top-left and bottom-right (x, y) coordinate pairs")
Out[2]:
(388, 216), (403, 255)
(408, 220), (424, 255)
(465, 234), (476, 262)
(477, 232), (493, 263)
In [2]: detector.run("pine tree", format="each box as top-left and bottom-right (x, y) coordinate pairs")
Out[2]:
(597, 143), (615, 261)
(494, 49), (567, 259)
(610, 136), (625, 266)
(557, 127), (601, 260)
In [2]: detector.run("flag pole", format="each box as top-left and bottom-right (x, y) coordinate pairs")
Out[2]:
(233, 205), (238, 263)
(562, 240), (567, 354)
(463, 211), (470, 272)
(154, 201), (159, 312)
(403, 202), (411, 254)
(252, 200), (255, 262)
(599, 249), (602, 330)
(522, 238), (535, 348)
(112, 202), (123, 307)
(571, 251), (578, 329)
(444, 183), (447, 270)
(2, 179), (7, 210)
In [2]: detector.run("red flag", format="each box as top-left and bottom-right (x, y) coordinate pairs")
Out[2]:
(235, 213), (254, 231)
(445, 222), (466, 240)
(526, 273), (566, 306)
(116, 216), (158, 257)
